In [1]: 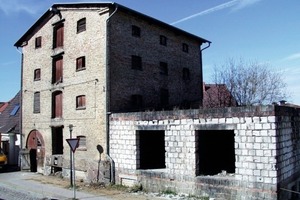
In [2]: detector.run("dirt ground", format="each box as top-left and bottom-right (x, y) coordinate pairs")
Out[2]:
(29, 174), (171, 200)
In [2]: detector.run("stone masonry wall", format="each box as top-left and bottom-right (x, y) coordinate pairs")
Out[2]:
(109, 106), (300, 199)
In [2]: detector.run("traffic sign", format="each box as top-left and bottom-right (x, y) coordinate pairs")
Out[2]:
(66, 138), (79, 153)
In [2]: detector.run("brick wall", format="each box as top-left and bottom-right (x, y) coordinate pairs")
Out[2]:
(109, 105), (300, 199)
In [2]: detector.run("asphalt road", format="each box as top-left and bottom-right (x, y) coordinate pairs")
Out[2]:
(0, 170), (112, 200)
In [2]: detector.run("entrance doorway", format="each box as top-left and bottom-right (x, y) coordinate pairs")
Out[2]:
(26, 130), (45, 172)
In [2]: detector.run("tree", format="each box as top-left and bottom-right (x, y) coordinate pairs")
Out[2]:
(212, 58), (288, 106)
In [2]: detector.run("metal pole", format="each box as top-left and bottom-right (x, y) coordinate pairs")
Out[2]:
(72, 151), (76, 199)
(69, 124), (73, 187)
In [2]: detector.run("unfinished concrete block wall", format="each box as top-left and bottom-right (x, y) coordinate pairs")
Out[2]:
(109, 106), (300, 199)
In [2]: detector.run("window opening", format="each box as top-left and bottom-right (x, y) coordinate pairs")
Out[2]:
(53, 23), (64, 48)
(196, 130), (235, 176)
(132, 25), (141, 37)
(182, 43), (189, 53)
(160, 35), (167, 46)
(77, 136), (87, 149)
(35, 36), (42, 48)
(51, 127), (63, 172)
(77, 18), (86, 33)
(76, 95), (86, 109)
(131, 95), (143, 110)
(183, 68), (190, 80)
(34, 69), (41, 81)
(137, 130), (165, 169)
(52, 56), (63, 84)
(33, 92), (40, 113)
(76, 56), (86, 71)
(52, 91), (63, 118)
(160, 88), (169, 107)
(131, 55), (142, 70)
(159, 62), (168, 75)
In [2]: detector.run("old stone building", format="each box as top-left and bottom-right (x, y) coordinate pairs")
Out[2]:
(14, 2), (210, 181)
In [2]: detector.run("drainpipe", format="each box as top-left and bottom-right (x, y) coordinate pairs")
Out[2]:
(16, 47), (23, 169)
(105, 3), (118, 184)
(199, 41), (211, 107)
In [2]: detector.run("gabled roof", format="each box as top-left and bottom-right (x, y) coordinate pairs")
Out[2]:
(0, 91), (21, 134)
(15, 2), (210, 47)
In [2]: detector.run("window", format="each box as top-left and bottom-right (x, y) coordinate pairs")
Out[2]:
(131, 55), (142, 70)
(53, 23), (64, 48)
(33, 92), (40, 113)
(196, 130), (235, 175)
(77, 18), (86, 33)
(35, 36), (42, 48)
(183, 68), (190, 80)
(77, 136), (87, 150)
(76, 95), (86, 109)
(76, 56), (86, 71)
(52, 91), (62, 118)
(132, 25), (141, 37)
(137, 130), (165, 169)
(159, 62), (168, 75)
(34, 69), (41, 81)
(10, 104), (20, 116)
(182, 43), (189, 53)
(160, 88), (169, 107)
(131, 95), (143, 110)
(52, 56), (63, 84)
(160, 35), (167, 46)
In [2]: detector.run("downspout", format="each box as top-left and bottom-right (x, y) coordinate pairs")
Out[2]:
(199, 41), (211, 107)
(16, 47), (23, 169)
(105, 3), (118, 184)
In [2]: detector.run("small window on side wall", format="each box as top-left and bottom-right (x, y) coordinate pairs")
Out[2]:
(76, 95), (86, 110)
(159, 62), (168, 75)
(182, 43), (189, 53)
(35, 36), (42, 48)
(77, 18), (86, 33)
(76, 56), (86, 71)
(34, 69), (41, 81)
(132, 25), (141, 37)
(131, 55), (142, 70)
(77, 135), (87, 150)
(160, 35), (167, 46)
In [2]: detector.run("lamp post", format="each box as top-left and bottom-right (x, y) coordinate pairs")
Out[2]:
(68, 124), (73, 187)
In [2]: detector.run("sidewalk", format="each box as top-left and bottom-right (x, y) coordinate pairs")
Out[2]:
(0, 171), (113, 200)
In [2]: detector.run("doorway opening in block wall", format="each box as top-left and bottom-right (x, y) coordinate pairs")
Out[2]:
(196, 130), (235, 176)
(137, 130), (165, 169)
(51, 127), (63, 172)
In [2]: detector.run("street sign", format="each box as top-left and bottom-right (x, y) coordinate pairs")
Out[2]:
(66, 138), (79, 153)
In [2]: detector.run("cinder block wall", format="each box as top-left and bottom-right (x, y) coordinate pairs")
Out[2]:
(109, 106), (300, 199)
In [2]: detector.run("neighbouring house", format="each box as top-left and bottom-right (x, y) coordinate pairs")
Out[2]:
(0, 92), (21, 166)
(202, 82), (237, 108)
(14, 2), (210, 181)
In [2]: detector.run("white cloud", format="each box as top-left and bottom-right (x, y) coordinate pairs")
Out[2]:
(0, 0), (46, 16)
(171, 0), (263, 25)
(282, 53), (300, 61)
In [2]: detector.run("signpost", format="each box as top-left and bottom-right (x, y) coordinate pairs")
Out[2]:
(66, 138), (79, 200)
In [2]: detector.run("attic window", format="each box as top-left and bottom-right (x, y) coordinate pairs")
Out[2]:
(10, 104), (20, 116)
(182, 43), (189, 53)
(132, 25), (141, 37)
(160, 35), (167, 46)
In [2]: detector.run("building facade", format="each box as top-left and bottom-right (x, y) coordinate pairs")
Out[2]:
(15, 3), (209, 180)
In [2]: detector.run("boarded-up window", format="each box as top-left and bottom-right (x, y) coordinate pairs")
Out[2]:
(33, 92), (40, 113)
(76, 56), (86, 71)
(52, 56), (63, 84)
(53, 23), (64, 48)
(34, 69), (41, 81)
(35, 36), (42, 48)
(76, 95), (86, 109)
(77, 18), (86, 33)
(52, 91), (62, 118)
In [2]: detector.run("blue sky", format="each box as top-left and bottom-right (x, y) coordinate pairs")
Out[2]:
(1, 0), (299, 104)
